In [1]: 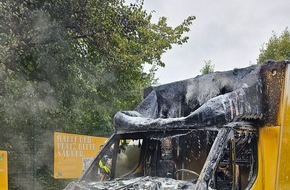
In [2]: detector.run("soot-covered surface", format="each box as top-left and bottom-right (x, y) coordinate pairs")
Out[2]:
(67, 176), (199, 190)
(114, 61), (287, 132)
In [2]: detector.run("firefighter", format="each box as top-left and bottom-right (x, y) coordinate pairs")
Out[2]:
(98, 145), (113, 181)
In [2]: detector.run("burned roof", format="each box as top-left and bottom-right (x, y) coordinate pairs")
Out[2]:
(114, 61), (288, 132)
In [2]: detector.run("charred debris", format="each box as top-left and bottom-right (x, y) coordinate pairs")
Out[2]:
(114, 61), (286, 132)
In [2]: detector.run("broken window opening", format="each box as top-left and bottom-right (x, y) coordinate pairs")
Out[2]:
(213, 129), (258, 190)
(78, 126), (257, 190)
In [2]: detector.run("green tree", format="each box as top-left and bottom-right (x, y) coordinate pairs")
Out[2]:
(200, 60), (214, 74)
(0, 0), (195, 132)
(258, 29), (290, 63)
(0, 0), (194, 189)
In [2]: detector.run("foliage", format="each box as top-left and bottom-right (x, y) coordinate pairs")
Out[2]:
(0, 0), (194, 189)
(258, 29), (290, 63)
(200, 60), (214, 74)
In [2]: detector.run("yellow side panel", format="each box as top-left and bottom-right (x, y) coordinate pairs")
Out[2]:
(251, 127), (280, 190)
(276, 64), (290, 189)
(0, 151), (8, 190)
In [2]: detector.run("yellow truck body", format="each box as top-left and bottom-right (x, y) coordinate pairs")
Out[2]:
(252, 63), (290, 190)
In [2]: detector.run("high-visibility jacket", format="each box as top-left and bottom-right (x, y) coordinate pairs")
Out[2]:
(99, 160), (110, 173)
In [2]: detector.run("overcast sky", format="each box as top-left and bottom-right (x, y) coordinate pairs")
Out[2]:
(141, 0), (290, 84)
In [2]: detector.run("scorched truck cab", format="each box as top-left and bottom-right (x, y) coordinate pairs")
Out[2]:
(65, 61), (290, 190)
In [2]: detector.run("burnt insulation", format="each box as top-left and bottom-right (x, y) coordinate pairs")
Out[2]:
(114, 61), (288, 132)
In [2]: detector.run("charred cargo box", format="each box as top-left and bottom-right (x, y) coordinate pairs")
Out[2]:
(64, 61), (290, 190)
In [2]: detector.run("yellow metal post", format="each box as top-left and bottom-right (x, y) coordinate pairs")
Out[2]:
(0, 150), (8, 190)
